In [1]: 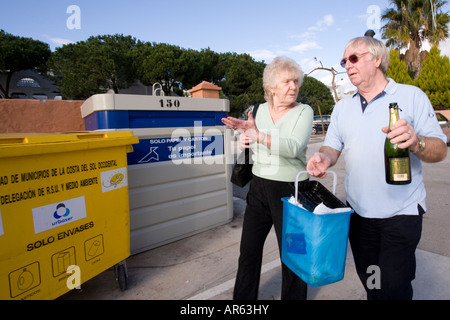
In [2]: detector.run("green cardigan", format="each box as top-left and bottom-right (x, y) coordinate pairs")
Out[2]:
(251, 102), (313, 182)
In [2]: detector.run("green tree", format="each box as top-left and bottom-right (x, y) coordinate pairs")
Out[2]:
(139, 43), (171, 95)
(220, 53), (265, 116)
(179, 48), (204, 92)
(386, 48), (414, 84)
(45, 33), (267, 103)
(298, 76), (335, 115)
(381, 0), (450, 78)
(0, 30), (51, 98)
(135, 43), (197, 96)
(197, 48), (227, 85)
(415, 45), (450, 108)
(48, 34), (137, 99)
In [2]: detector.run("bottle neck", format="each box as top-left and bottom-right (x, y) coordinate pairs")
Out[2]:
(388, 107), (400, 130)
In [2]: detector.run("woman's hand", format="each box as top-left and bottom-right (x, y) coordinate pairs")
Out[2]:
(222, 109), (259, 141)
(239, 133), (252, 150)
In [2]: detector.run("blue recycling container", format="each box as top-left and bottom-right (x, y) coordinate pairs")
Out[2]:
(281, 171), (353, 287)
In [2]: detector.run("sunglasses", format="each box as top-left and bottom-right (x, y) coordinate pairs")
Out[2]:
(340, 52), (370, 68)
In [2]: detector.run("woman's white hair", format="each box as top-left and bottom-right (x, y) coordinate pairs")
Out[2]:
(263, 56), (304, 104)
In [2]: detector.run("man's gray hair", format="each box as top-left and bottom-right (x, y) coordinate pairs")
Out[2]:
(345, 37), (390, 74)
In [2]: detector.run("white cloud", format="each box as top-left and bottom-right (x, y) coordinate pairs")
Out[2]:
(440, 39), (450, 57)
(291, 15), (335, 40)
(290, 31), (313, 40)
(319, 14), (335, 27)
(290, 41), (322, 54)
(248, 14), (336, 64)
(337, 77), (356, 97)
(308, 14), (335, 32)
(286, 15), (333, 55)
(301, 57), (319, 71)
(50, 37), (74, 47)
(248, 49), (277, 61)
(42, 34), (75, 51)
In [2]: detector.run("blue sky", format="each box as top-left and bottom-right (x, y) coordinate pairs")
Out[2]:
(1, 0), (449, 96)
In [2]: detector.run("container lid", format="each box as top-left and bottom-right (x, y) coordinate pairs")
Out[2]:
(0, 131), (139, 158)
(81, 94), (230, 118)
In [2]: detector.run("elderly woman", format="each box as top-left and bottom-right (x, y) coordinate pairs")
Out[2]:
(222, 56), (313, 300)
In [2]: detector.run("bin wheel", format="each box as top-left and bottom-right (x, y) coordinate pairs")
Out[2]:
(116, 263), (128, 291)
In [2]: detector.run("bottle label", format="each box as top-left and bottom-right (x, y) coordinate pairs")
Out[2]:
(389, 158), (410, 181)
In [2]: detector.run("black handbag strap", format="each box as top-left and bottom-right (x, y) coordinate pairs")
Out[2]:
(252, 103), (260, 119)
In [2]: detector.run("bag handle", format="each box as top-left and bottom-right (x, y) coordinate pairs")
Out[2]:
(294, 171), (337, 203)
(252, 103), (260, 119)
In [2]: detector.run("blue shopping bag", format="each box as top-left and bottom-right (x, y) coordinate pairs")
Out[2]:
(281, 171), (353, 287)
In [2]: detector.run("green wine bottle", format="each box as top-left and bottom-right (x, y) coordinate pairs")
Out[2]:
(384, 103), (411, 185)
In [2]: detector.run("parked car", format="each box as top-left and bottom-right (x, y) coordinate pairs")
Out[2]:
(312, 115), (330, 134)
(436, 112), (450, 146)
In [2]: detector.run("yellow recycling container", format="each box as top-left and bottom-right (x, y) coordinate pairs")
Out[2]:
(0, 132), (138, 300)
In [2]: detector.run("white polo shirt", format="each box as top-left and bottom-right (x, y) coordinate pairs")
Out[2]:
(324, 79), (447, 218)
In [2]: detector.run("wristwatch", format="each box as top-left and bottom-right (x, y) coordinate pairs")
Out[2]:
(413, 136), (425, 153)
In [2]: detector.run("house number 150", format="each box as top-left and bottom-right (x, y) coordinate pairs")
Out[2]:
(159, 99), (180, 108)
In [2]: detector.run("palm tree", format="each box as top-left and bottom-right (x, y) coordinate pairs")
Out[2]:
(381, 0), (449, 78)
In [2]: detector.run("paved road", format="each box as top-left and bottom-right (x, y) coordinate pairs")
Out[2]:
(59, 134), (450, 301)
(235, 135), (450, 258)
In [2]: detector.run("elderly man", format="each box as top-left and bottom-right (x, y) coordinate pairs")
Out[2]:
(307, 37), (447, 300)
